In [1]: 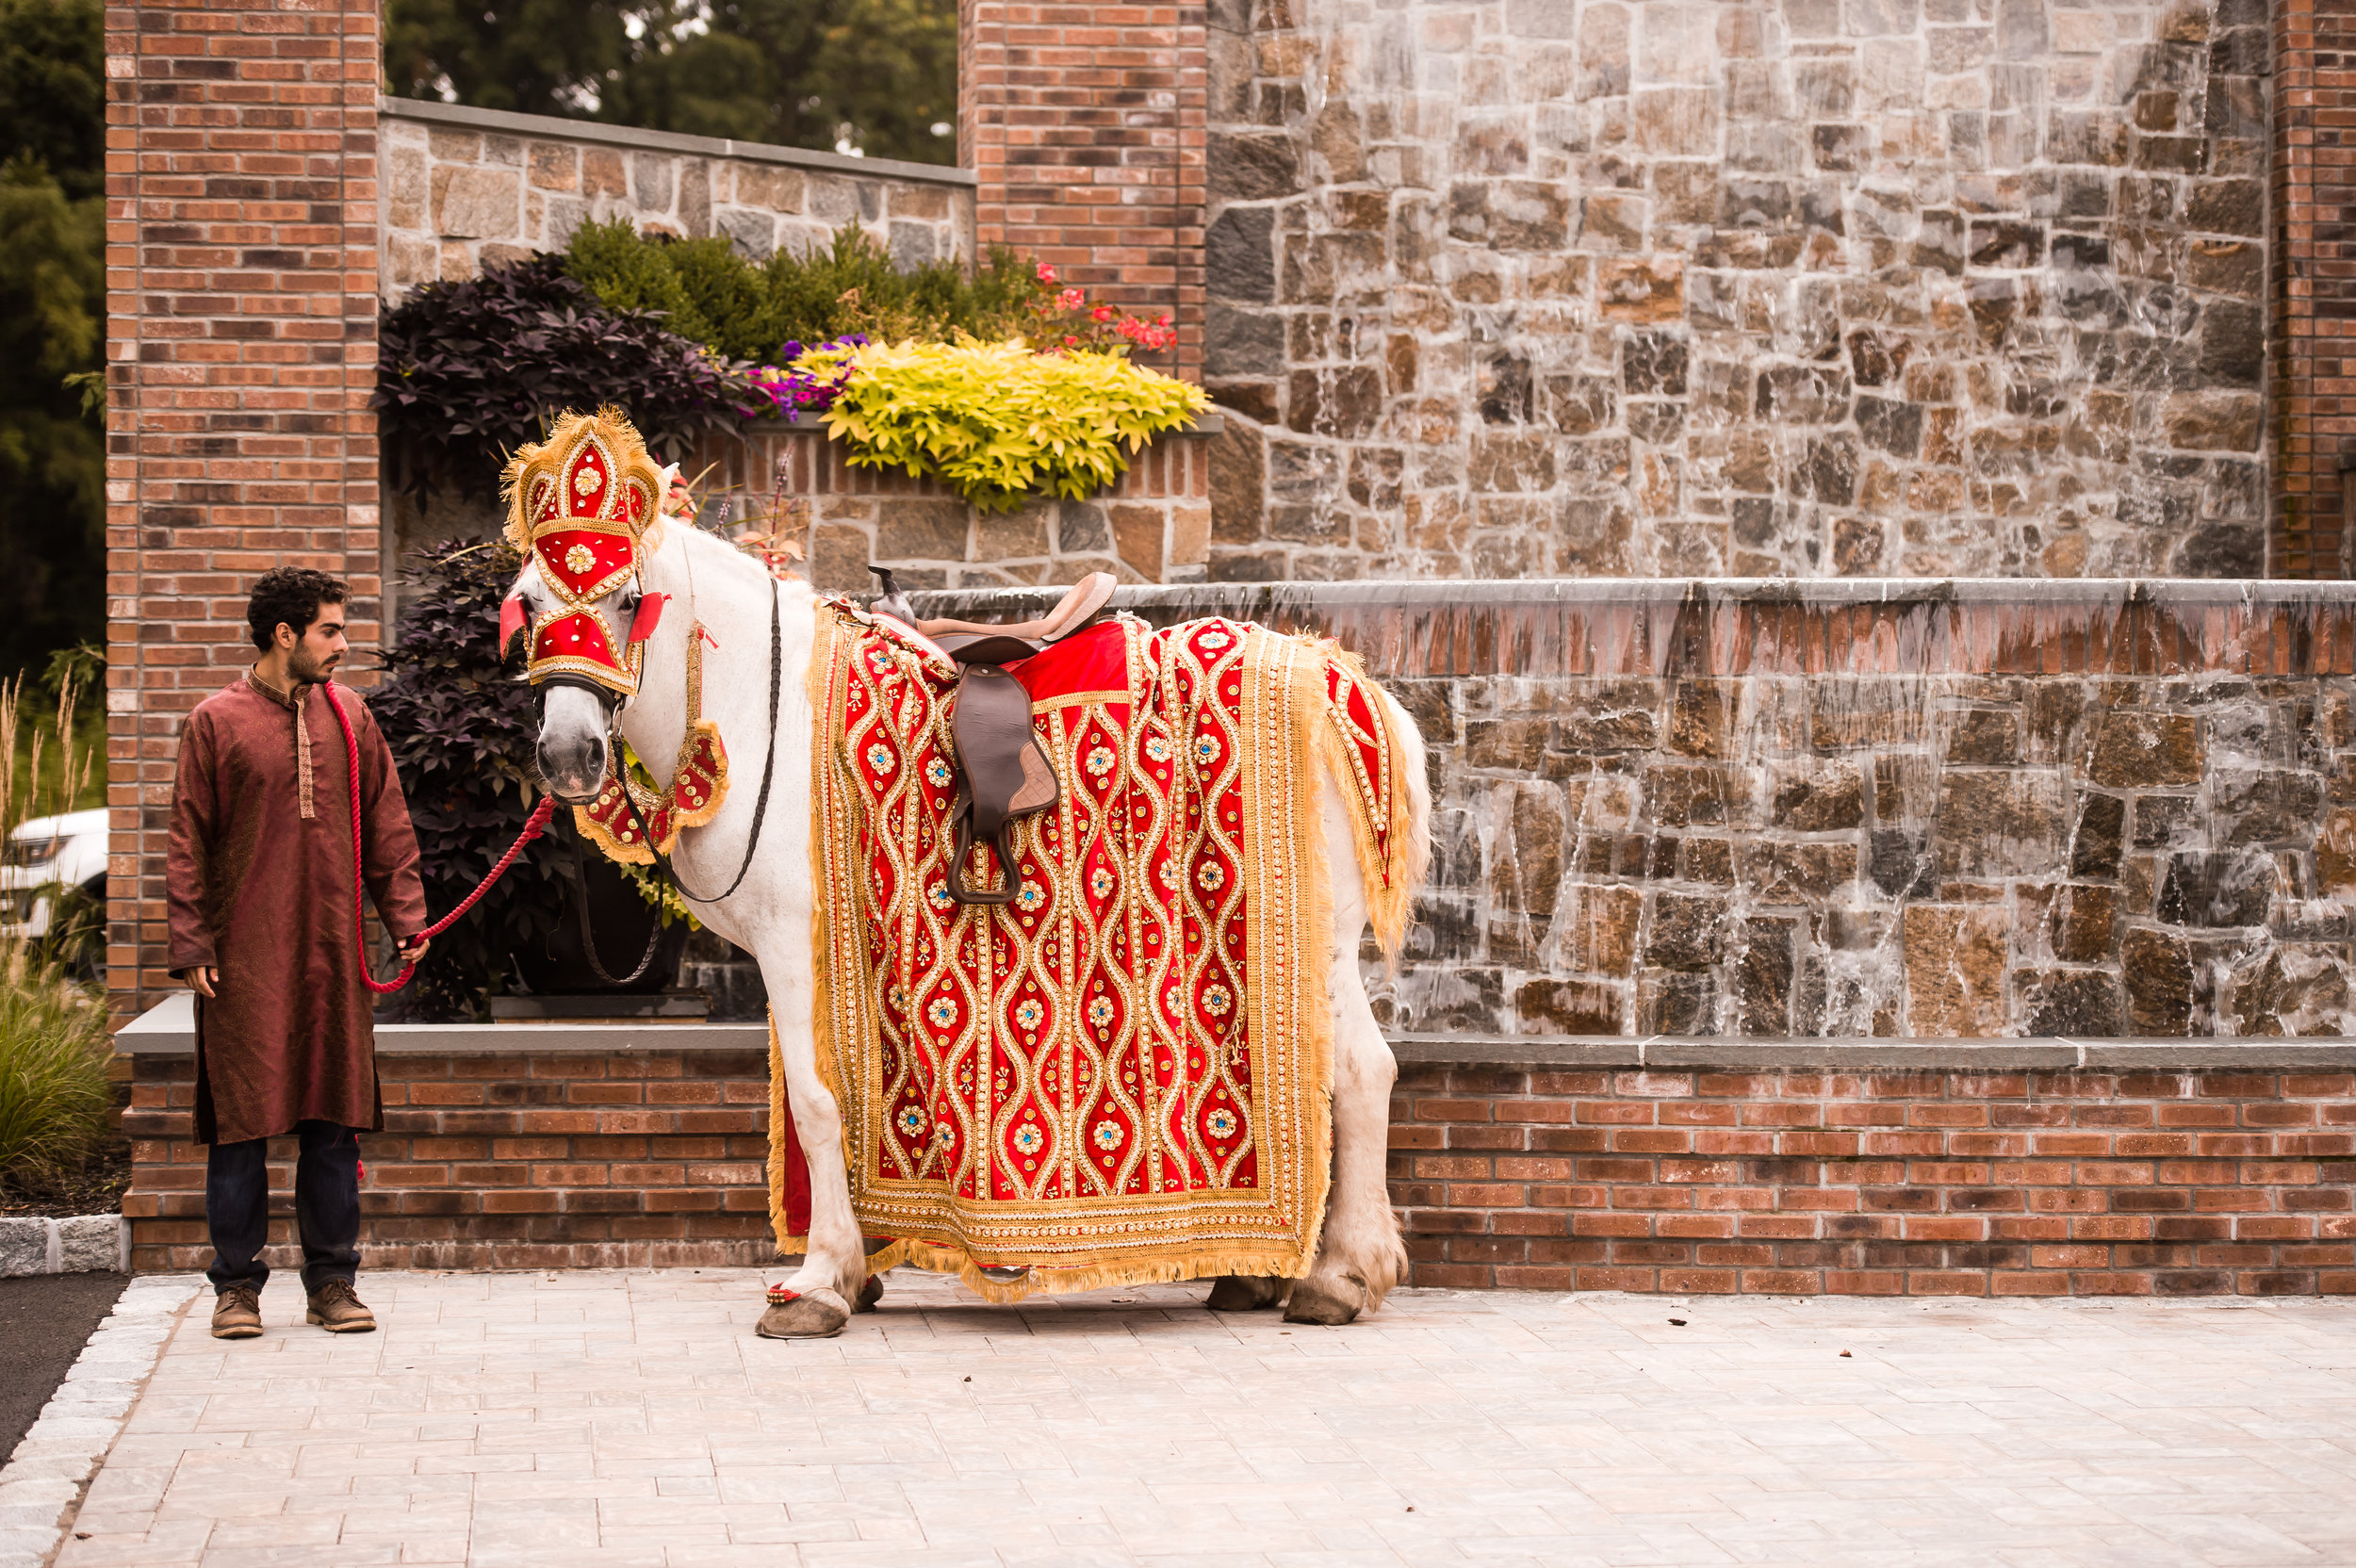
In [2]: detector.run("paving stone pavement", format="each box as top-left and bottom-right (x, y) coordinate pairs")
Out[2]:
(43, 1269), (2356, 1568)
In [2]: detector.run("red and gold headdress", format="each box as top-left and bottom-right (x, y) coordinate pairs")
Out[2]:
(500, 407), (671, 697)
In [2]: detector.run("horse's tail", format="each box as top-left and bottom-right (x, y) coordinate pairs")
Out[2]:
(1344, 679), (1431, 972)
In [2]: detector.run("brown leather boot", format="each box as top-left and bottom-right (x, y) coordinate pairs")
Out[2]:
(304, 1278), (376, 1333)
(210, 1283), (263, 1339)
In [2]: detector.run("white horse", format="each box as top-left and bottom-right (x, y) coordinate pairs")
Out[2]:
(516, 516), (1431, 1335)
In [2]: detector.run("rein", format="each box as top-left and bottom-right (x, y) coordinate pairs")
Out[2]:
(615, 576), (783, 906)
(321, 683), (556, 995)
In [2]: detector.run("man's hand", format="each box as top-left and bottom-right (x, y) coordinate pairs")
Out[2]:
(181, 967), (219, 999)
(397, 935), (432, 962)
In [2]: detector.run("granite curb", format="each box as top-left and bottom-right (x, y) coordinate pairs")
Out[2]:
(0, 1218), (127, 1280)
(0, 1276), (196, 1568)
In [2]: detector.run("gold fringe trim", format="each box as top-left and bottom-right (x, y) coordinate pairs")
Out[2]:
(777, 609), (1357, 1290)
(1314, 646), (1420, 968)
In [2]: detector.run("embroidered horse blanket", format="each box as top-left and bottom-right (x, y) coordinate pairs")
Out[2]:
(776, 607), (1414, 1300)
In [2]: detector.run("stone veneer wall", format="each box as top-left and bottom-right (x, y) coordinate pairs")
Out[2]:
(1197, 0), (2274, 581)
(914, 578), (2356, 1040)
(687, 423), (1219, 594)
(378, 98), (975, 299)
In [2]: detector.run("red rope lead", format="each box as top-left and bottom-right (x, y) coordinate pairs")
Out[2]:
(322, 682), (557, 994)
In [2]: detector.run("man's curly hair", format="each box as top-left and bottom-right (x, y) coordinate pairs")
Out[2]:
(245, 566), (348, 652)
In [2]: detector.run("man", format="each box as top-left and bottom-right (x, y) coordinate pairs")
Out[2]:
(167, 568), (432, 1340)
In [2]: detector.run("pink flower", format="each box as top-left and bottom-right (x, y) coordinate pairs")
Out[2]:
(1036, 262), (1056, 283)
(1058, 288), (1087, 311)
(1091, 304), (1116, 321)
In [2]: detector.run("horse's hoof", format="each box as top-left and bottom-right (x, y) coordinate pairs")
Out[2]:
(1206, 1274), (1285, 1312)
(756, 1286), (850, 1339)
(855, 1273), (885, 1314)
(1282, 1278), (1363, 1326)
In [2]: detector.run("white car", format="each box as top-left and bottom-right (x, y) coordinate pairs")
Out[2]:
(2, 807), (106, 939)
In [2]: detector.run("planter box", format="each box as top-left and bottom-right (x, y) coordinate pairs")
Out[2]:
(687, 416), (1220, 594)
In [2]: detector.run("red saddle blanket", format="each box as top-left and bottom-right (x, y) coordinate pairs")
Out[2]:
(775, 607), (1413, 1299)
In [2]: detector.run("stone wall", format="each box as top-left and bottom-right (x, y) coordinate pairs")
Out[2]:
(1198, 0), (2273, 581)
(379, 98), (976, 299)
(913, 578), (2356, 1040)
(687, 422), (1220, 596)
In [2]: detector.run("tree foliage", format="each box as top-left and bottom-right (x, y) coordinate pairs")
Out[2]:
(0, 0), (99, 201)
(0, 0), (102, 685)
(384, 0), (957, 166)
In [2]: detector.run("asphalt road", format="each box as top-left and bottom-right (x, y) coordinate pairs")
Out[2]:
(0, 1272), (126, 1460)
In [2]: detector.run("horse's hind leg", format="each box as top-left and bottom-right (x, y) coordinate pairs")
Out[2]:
(1283, 780), (1410, 1327)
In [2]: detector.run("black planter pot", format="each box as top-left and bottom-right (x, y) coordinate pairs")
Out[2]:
(507, 817), (688, 995)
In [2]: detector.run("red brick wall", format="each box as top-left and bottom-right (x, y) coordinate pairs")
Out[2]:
(1393, 1063), (2356, 1298)
(105, 1), (384, 1024)
(125, 1046), (2356, 1294)
(124, 1050), (776, 1272)
(962, 0), (1206, 382)
(2276, 0), (2356, 576)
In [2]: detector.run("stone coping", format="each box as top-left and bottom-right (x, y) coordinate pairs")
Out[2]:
(114, 994), (765, 1056)
(378, 96), (977, 189)
(1389, 1034), (2356, 1070)
(909, 577), (2356, 617)
(115, 998), (2356, 1069)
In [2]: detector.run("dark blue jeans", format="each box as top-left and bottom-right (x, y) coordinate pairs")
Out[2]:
(205, 1120), (361, 1295)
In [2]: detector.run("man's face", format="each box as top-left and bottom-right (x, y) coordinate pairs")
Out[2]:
(280, 603), (348, 684)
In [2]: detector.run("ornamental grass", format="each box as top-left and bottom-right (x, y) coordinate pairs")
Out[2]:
(0, 945), (110, 1186)
(0, 654), (110, 1189)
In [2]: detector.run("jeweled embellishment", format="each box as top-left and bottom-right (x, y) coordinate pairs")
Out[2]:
(1206, 1108), (1237, 1138)
(897, 1106), (926, 1137)
(564, 542), (597, 575)
(1092, 1120), (1122, 1151)
(1012, 1124), (1044, 1154)
(574, 464), (603, 496)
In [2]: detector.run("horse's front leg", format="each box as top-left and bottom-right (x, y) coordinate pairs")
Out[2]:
(756, 943), (866, 1338)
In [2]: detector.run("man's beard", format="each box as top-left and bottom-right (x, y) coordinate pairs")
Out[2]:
(286, 645), (338, 685)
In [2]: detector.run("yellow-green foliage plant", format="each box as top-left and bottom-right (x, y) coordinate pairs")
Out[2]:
(810, 339), (1209, 514)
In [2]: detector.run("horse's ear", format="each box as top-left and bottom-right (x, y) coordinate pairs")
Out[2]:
(499, 595), (526, 656)
(629, 592), (670, 645)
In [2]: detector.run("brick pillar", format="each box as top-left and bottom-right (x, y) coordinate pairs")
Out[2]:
(961, 0), (1206, 384)
(2274, 0), (2356, 577)
(105, 1), (383, 1024)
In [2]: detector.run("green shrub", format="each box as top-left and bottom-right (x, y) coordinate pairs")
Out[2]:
(816, 339), (1208, 514)
(0, 949), (109, 1184)
(561, 219), (1043, 363)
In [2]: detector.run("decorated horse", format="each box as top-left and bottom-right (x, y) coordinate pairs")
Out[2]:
(500, 409), (1432, 1336)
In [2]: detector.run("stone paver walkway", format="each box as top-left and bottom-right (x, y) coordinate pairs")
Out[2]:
(48, 1269), (2356, 1567)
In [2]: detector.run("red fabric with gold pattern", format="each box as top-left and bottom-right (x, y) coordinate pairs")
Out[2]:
(500, 408), (668, 698)
(574, 724), (728, 865)
(794, 609), (1404, 1297)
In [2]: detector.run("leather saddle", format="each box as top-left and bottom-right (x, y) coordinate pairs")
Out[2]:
(868, 567), (1119, 905)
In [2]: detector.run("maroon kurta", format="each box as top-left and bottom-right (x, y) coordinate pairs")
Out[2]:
(166, 672), (429, 1145)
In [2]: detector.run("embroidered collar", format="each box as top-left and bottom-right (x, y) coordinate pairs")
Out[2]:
(244, 668), (315, 710)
